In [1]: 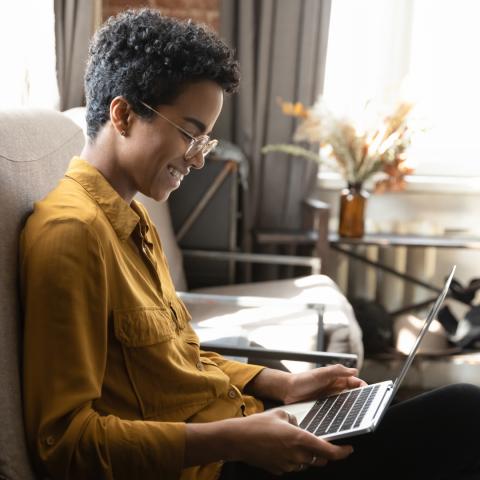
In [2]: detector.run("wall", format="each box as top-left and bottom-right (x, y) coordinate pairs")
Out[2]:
(102, 0), (220, 30)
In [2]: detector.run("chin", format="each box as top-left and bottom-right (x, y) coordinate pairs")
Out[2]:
(151, 189), (171, 203)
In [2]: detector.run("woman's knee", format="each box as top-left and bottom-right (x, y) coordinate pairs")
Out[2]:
(432, 383), (480, 424)
(401, 383), (480, 424)
(438, 382), (480, 402)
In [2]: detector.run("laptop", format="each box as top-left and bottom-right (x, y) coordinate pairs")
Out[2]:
(282, 265), (456, 441)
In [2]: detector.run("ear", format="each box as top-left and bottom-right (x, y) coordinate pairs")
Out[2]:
(110, 96), (133, 136)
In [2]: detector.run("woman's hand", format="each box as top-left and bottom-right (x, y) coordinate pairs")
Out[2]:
(186, 409), (353, 474)
(244, 364), (367, 406)
(186, 367), (363, 472)
(225, 409), (354, 475)
(282, 364), (367, 405)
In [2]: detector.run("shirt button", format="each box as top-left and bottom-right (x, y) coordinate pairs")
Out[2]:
(228, 388), (236, 399)
(45, 436), (55, 446)
(196, 361), (204, 371)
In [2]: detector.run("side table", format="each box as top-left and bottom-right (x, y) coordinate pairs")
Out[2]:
(328, 232), (480, 315)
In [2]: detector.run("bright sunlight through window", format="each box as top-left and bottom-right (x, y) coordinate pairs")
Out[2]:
(0, 0), (58, 108)
(323, 0), (480, 177)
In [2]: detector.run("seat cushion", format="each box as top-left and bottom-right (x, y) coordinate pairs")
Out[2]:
(187, 274), (364, 369)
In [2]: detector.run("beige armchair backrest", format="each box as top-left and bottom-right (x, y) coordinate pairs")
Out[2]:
(135, 194), (188, 291)
(0, 108), (190, 479)
(0, 109), (85, 480)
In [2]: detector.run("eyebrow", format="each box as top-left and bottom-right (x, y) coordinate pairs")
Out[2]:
(183, 116), (210, 135)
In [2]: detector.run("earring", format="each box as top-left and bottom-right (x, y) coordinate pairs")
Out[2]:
(120, 129), (126, 136)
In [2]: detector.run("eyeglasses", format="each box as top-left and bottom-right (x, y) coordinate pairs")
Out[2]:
(140, 101), (218, 160)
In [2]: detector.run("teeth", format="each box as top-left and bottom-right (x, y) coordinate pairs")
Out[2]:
(168, 166), (183, 180)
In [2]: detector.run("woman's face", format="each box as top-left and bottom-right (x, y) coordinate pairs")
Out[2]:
(120, 80), (224, 202)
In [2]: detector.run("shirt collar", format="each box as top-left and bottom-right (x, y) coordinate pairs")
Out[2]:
(65, 157), (141, 241)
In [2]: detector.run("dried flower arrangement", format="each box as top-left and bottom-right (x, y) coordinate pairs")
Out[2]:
(262, 97), (417, 193)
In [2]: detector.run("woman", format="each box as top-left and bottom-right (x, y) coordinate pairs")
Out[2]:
(20, 8), (480, 480)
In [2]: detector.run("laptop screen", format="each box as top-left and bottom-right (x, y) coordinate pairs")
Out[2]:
(391, 265), (456, 397)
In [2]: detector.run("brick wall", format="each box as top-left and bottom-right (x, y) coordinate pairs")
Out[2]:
(102, 0), (220, 31)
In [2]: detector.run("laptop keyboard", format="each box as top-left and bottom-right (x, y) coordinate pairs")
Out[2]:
(300, 384), (380, 436)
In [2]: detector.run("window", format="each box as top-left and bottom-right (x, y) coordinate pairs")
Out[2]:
(323, 0), (480, 178)
(0, 0), (58, 108)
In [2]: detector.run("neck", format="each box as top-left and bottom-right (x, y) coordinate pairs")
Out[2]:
(81, 129), (137, 204)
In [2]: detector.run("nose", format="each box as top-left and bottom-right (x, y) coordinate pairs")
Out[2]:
(187, 150), (205, 170)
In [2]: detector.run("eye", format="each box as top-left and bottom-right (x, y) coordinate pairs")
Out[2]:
(180, 131), (194, 141)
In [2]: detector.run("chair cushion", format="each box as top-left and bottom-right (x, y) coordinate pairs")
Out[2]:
(136, 195), (188, 291)
(188, 274), (364, 369)
(0, 108), (85, 480)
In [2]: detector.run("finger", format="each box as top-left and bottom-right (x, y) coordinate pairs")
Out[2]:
(297, 452), (328, 468)
(346, 376), (368, 389)
(304, 453), (328, 467)
(313, 457), (328, 467)
(317, 441), (354, 461)
(284, 462), (302, 474)
(273, 409), (290, 422)
(306, 436), (354, 461)
(277, 409), (298, 426)
(287, 412), (298, 426)
(323, 364), (359, 379)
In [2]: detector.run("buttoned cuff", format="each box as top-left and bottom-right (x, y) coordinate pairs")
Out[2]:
(218, 361), (266, 392)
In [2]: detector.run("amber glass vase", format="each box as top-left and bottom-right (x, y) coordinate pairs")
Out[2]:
(338, 183), (369, 238)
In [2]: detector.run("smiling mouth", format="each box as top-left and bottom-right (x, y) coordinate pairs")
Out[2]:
(168, 166), (184, 181)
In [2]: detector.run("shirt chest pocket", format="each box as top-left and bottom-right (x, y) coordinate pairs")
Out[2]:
(113, 306), (188, 419)
(113, 306), (178, 347)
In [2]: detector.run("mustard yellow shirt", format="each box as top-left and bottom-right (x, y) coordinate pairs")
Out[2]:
(20, 157), (265, 480)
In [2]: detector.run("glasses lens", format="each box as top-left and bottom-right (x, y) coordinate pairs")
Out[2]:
(185, 136), (216, 160)
(203, 139), (218, 157)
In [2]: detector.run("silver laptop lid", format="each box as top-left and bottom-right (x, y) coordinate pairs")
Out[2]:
(390, 265), (456, 398)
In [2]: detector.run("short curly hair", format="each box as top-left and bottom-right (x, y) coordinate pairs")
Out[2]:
(84, 8), (240, 140)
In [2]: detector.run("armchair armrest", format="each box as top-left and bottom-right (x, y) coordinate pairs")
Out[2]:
(182, 249), (321, 274)
(201, 343), (357, 368)
(177, 291), (324, 310)
(178, 291), (326, 359)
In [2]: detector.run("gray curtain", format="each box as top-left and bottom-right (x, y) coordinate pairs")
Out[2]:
(218, 0), (332, 232)
(54, 0), (99, 110)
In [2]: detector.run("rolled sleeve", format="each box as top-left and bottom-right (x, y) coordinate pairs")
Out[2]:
(199, 350), (265, 392)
